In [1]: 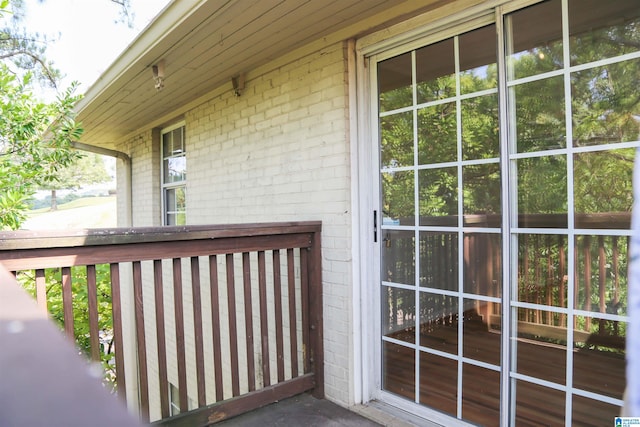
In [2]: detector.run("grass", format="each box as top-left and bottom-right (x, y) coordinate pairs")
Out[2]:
(29, 196), (114, 214)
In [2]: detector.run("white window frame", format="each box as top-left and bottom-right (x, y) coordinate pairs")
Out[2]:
(161, 122), (187, 226)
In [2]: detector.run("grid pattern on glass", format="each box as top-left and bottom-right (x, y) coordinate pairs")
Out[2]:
(378, 22), (503, 423)
(162, 125), (186, 226)
(506, 0), (637, 424)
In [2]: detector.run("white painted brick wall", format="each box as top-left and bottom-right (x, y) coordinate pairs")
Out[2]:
(120, 41), (354, 407)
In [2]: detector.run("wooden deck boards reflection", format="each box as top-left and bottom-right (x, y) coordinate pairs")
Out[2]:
(383, 323), (625, 426)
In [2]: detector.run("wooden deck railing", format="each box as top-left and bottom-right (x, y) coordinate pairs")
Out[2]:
(0, 221), (323, 425)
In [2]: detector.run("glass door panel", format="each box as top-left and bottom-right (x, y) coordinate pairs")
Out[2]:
(375, 0), (637, 424)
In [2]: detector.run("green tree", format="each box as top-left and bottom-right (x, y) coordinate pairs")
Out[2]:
(0, 66), (83, 229)
(40, 153), (111, 211)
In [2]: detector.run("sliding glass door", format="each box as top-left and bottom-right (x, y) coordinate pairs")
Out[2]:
(375, 0), (639, 425)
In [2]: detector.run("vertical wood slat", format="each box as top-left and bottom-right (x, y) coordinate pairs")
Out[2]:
(300, 249), (310, 374)
(287, 249), (299, 378)
(209, 255), (224, 402)
(61, 267), (74, 339)
(172, 258), (188, 413)
(558, 236), (566, 327)
(133, 261), (149, 420)
(35, 268), (47, 314)
(273, 250), (285, 382)
(598, 236), (606, 334)
(110, 263), (126, 401)
(308, 231), (324, 398)
(258, 251), (270, 387)
(583, 236), (592, 331)
(226, 254), (240, 397)
(242, 252), (256, 392)
(153, 260), (169, 419)
(86, 265), (101, 362)
(190, 257), (206, 407)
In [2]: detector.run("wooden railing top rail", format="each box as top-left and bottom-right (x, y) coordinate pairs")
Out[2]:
(0, 221), (322, 250)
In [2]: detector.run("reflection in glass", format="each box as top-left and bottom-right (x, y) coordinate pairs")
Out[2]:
(419, 232), (457, 291)
(416, 38), (455, 104)
(464, 234), (501, 297)
(459, 24), (497, 93)
(383, 341), (415, 400)
(569, 0), (640, 66)
(381, 111), (414, 168)
(417, 102), (457, 165)
(164, 157), (186, 183)
(461, 94), (499, 160)
(573, 395), (622, 427)
(571, 60), (640, 147)
(378, 52), (412, 113)
(162, 128), (184, 157)
(462, 163), (500, 217)
(574, 235), (628, 316)
(574, 149), (634, 222)
(165, 187), (186, 212)
(419, 167), (458, 225)
(506, 0), (563, 80)
(515, 380), (565, 426)
(515, 308), (567, 384)
(462, 364), (500, 426)
(382, 230), (415, 285)
(573, 316), (625, 399)
(383, 286), (415, 343)
(512, 76), (565, 152)
(463, 300), (500, 366)
(517, 234), (568, 308)
(381, 170), (414, 225)
(517, 155), (567, 219)
(419, 292), (458, 355)
(419, 351), (457, 416)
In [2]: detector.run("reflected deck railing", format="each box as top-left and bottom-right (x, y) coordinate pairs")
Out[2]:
(0, 221), (323, 425)
(383, 213), (629, 349)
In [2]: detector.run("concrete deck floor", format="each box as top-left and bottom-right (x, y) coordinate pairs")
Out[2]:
(215, 393), (382, 427)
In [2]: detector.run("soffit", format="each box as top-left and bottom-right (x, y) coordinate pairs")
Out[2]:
(75, 0), (447, 149)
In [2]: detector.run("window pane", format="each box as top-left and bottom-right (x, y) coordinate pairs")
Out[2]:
(569, 0), (640, 66)
(462, 364), (500, 426)
(383, 286), (415, 343)
(164, 156), (186, 183)
(464, 233), (501, 297)
(574, 149), (634, 225)
(515, 308), (567, 384)
(383, 341), (415, 400)
(419, 167), (458, 226)
(381, 111), (414, 168)
(573, 317), (625, 399)
(512, 76), (565, 153)
(571, 60), (640, 147)
(162, 132), (172, 157)
(517, 155), (567, 220)
(417, 102), (457, 165)
(461, 94), (499, 160)
(416, 38), (455, 104)
(419, 232), (457, 290)
(419, 351), (457, 416)
(382, 230), (415, 285)
(515, 380), (565, 426)
(463, 300), (501, 366)
(419, 292), (458, 355)
(506, 0), (563, 80)
(462, 163), (500, 218)
(172, 128), (184, 152)
(381, 170), (414, 225)
(517, 234), (568, 308)
(573, 395), (622, 427)
(165, 186), (186, 213)
(378, 53), (413, 113)
(459, 24), (497, 94)
(575, 235), (628, 316)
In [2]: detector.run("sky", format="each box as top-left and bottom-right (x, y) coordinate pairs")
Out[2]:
(22, 0), (169, 95)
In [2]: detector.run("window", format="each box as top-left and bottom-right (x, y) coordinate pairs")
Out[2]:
(161, 124), (186, 226)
